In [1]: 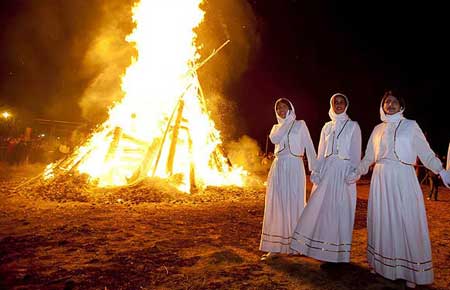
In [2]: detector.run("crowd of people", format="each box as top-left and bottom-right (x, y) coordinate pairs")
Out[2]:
(0, 134), (80, 165)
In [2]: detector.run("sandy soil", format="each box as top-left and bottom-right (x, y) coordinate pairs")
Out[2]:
(1, 164), (449, 290)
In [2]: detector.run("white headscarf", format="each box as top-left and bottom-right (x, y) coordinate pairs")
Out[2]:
(323, 93), (350, 157)
(328, 93), (349, 126)
(274, 98), (296, 124)
(379, 98), (405, 123)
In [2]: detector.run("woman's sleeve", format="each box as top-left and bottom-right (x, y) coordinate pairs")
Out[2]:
(314, 126), (326, 173)
(413, 122), (444, 174)
(349, 123), (362, 169)
(269, 114), (295, 144)
(357, 129), (376, 175)
(302, 121), (317, 171)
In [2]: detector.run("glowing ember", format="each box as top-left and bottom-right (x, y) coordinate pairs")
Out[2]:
(45, 0), (246, 193)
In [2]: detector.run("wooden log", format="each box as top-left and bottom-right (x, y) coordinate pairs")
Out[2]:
(166, 99), (185, 175)
(104, 127), (122, 162)
(187, 130), (197, 193)
(152, 83), (193, 177)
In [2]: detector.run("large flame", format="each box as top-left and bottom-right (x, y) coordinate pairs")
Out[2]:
(45, 0), (246, 193)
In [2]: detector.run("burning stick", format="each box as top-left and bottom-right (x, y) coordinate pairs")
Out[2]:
(189, 40), (231, 74)
(151, 40), (231, 180)
(166, 99), (185, 175)
(104, 127), (123, 162)
(151, 83), (193, 177)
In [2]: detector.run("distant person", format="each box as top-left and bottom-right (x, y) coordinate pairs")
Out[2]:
(415, 157), (422, 179)
(59, 143), (70, 154)
(422, 168), (440, 201)
(15, 136), (28, 165)
(260, 98), (316, 260)
(352, 90), (450, 288)
(6, 137), (18, 165)
(290, 93), (361, 264)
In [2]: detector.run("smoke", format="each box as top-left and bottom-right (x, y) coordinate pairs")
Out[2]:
(79, 0), (261, 128)
(78, 1), (136, 122)
(0, 0), (135, 122)
(225, 134), (266, 176)
(0, 0), (260, 139)
(196, 0), (261, 140)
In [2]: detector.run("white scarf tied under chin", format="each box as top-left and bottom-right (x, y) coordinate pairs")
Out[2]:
(328, 108), (349, 123)
(328, 93), (349, 129)
(275, 98), (297, 125)
(379, 105), (405, 123)
(323, 93), (350, 158)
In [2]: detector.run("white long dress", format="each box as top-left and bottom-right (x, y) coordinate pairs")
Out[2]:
(260, 118), (316, 254)
(358, 117), (444, 285)
(290, 118), (361, 262)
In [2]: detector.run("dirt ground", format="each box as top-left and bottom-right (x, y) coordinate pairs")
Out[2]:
(1, 164), (450, 290)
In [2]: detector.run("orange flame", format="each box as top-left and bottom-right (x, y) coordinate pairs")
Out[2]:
(45, 0), (247, 193)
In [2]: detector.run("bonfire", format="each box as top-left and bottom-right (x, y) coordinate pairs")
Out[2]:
(41, 0), (247, 193)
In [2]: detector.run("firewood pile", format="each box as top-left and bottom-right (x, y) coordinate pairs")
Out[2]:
(18, 173), (92, 202)
(15, 174), (265, 204)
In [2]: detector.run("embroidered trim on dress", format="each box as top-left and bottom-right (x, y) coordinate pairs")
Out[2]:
(367, 247), (432, 272)
(370, 256), (433, 273)
(287, 121), (304, 158)
(367, 245), (432, 265)
(261, 239), (291, 246)
(378, 120), (414, 166)
(262, 233), (293, 240)
(325, 119), (349, 159)
(292, 236), (350, 253)
(295, 232), (352, 247)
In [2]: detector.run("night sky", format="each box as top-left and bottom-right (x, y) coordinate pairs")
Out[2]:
(1, 0), (448, 156)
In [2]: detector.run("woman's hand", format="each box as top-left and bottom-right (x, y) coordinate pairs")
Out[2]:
(439, 169), (450, 189)
(345, 168), (360, 184)
(310, 171), (321, 185)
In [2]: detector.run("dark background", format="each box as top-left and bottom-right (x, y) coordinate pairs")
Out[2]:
(236, 0), (448, 156)
(1, 0), (448, 156)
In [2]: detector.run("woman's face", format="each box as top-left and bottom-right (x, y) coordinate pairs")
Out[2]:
(332, 96), (347, 114)
(276, 101), (290, 119)
(383, 95), (401, 115)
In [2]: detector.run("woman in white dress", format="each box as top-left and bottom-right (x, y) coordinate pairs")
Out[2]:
(353, 90), (450, 288)
(290, 93), (361, 263)
(260, 98), (317, 259)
